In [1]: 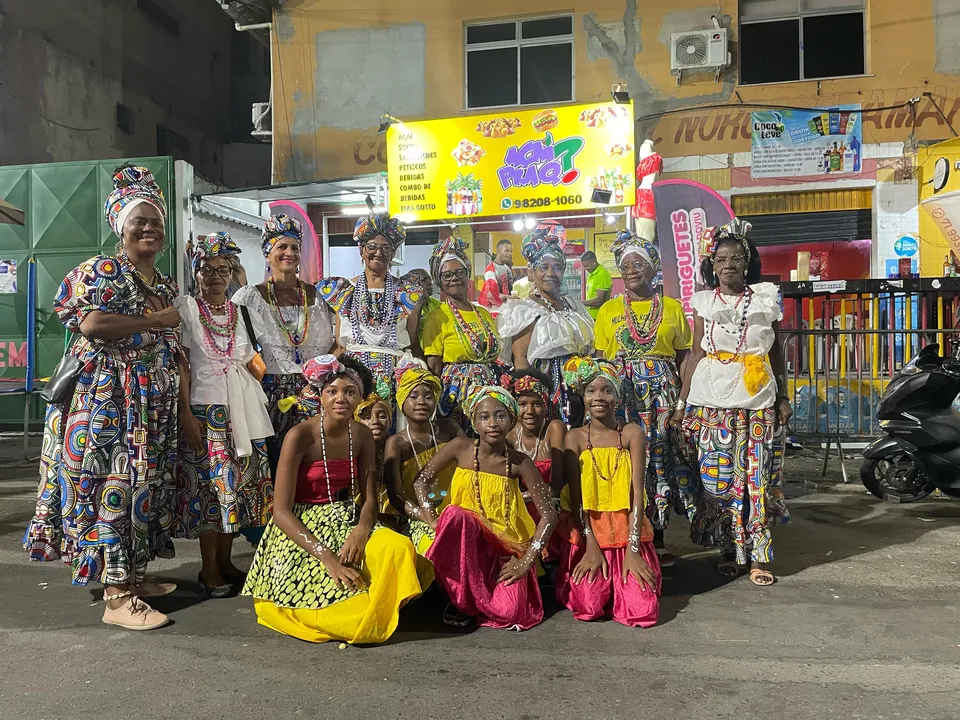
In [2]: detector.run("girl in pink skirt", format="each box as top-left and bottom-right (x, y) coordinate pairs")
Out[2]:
(555, 357), (661, 627)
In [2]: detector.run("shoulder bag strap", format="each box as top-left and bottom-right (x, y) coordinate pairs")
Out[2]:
(239, 305), (261, 353)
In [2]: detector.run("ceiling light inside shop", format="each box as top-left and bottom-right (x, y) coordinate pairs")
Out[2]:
(524, 217), (536, 230)
(513, 219), (525, 232)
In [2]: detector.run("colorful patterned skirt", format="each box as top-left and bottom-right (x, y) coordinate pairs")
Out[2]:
(439, 360), (504, 433)
(242, 500), (422, 644)
(174, 404), (273, 538)
(24, 351), (179, 586)
(262, 373), (307, 445)
(683, 405), (790, 565)
(535, 355), (584, 427)
(621, 357), (696, 530)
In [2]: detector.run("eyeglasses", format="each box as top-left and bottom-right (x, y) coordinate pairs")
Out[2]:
(363, 242), (394, 256)
(198, 266), (233, 278)
(713, 255), (747, 267)
(440, 268), (469, 282)
(621, 258), (650, 273)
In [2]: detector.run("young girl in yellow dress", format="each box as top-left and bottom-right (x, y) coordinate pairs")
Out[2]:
(556, 357), (661, 628)
(242, 355), (422, 644)
(354, 393), (392, 507)
(414, 386), (557, 629)
(382, 360), (461, 575)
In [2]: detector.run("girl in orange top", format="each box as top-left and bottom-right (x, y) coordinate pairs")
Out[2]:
(556, 357), (661, 627)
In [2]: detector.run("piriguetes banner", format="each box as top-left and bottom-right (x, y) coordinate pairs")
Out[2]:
(385, 101), (636, 222)
(653, 179), (734, 327)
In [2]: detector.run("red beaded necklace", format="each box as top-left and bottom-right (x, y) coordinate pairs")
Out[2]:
(446, 298), (500, 361)
(585, 420), (624, 482)
(707, 286), (753, 363)
(622, 292), (663, 357)
(197, 298), (238, 361)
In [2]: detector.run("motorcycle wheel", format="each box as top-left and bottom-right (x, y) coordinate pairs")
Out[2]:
(860, 453), (936, 502)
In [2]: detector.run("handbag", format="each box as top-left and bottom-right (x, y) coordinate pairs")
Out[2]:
(39, 329), (82, 404)
(240, 305), (267, 382)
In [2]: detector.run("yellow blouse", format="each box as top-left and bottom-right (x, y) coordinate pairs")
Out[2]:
(594, 295), (692, 361)
(422, 302), (499, 363)
(578, 447), (633, 513)
(383, 443), (453, 515)
(446, 467), (536, 547)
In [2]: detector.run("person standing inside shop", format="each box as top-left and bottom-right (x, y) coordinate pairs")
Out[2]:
(479, 238), (515, 315)
(581, 251), (612, 320)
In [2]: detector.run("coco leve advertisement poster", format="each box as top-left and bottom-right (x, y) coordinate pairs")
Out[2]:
(751, 105), (862, 179)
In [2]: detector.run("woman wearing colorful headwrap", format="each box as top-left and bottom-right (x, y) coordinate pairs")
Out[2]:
(241, 355), (422, 644)
(673, 219), (791, 587)
(497, 224), (593, 425)
(24, 165), (183, 630)
(556, 357), (660, 627)
(593, 230), (695, 568)
(318, 212), (422, 402)
(413, 386), (557, 629)
(173, 233), (274, 598)
(382, 360), (461, 584)
(422, 236), (504, 432)
(232, 214), (334, 465)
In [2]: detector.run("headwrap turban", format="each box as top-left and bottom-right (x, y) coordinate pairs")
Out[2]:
(611, 230), (661, 275)
(192, 232), (241, 274)
(506, 373), (550, 407)
(521, 222), (567, 269)
(562, 356), (623, 397)
(261, 214), (303, 257)
(395, 359), (442, 411)
(104, 166), (167, 238)
(354, 393), (391, 422)
(429, 235), (471, 287)
(302, 354), (363, 391)
(463, 385), (519, 424)
(354, 212), (406, 250)
(699, 218), (753, 261)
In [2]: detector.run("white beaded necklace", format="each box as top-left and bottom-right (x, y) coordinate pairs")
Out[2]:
(319, 409), (357, 522)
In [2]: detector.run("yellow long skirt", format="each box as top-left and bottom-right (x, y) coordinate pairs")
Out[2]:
(251, 527), (423, 644)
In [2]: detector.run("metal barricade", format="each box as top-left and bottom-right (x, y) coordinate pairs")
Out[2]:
(777, 277), (960, 481)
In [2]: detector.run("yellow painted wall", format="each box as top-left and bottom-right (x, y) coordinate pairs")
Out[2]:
(271, 0), (960, 183)
(917, 138), (960, 276)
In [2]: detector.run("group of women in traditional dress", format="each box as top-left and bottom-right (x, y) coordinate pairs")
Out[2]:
(24, 164), (792, 640)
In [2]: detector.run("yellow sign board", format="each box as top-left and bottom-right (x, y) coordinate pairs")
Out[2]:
(386, 101), (636, 222)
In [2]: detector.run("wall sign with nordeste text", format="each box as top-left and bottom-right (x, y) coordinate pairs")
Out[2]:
(386, 102), (636, 222)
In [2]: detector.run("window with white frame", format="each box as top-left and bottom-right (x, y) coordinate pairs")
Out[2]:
(465, 16), (574, 110)
(739, 0), (865, 85)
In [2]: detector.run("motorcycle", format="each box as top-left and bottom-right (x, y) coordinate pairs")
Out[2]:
(860, 342), (960, 502)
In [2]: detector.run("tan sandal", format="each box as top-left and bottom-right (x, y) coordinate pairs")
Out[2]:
(102, 592), (170, 631)
(749, 568), (776, 586)
(132, 579), (177, 598)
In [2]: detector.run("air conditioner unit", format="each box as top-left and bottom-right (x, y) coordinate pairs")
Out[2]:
(670, 28), (730, 86)
(251, 102), (272, 140)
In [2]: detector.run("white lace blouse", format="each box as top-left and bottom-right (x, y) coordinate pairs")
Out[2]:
(687, 282), (783, 411)
(496, 295), (594, 365)
(231, 284), (335, 375)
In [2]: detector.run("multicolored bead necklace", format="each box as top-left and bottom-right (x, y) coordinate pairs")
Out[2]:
(446, 298), (500, 361)
(620, 292), (663, 358)
(352, 271), (397, 334)
(708, 286), (753, 363)
(196, 298), (238, 360)
(266, 277), (310, 364)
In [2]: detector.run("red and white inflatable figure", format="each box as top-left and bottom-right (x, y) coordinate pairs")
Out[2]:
(632, 138), (662, 242)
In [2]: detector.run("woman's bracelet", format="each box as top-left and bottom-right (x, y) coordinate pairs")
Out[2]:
(674, 398), (687, 412)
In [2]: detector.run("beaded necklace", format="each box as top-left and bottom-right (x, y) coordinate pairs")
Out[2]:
(621, 292), (663, 357)
(266, 278), (310, 364)
(513, 421), (545, 461)
(585, 420), (624, 482)
(446, 298), (500, 361)
(350, 273), (399, 350)
(196, 298), (238, 360)
(706, 286), (754, 402)
(531, 285), (572, 313)
(319, 409), (357, 523)
(406, 421), (447, 503)
(472, 439), (512, 521)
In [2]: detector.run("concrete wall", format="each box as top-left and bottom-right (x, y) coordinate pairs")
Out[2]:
(270, 0), (960, 183)
(0, 0), (237, 181)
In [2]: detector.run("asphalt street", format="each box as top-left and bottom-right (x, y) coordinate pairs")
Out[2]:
(1, 446), (959, 720)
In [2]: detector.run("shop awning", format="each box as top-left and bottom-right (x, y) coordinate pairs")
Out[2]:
(0, 197), (25, 226)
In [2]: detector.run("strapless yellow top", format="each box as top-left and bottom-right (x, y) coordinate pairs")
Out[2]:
(382, 442), (453, 515)
(577, 447), (633, 513)
(447, 466), (536, 547)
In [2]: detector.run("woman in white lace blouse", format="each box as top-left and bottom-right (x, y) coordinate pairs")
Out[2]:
(232, 214), (334, 468)
(497, 225), (594, 425)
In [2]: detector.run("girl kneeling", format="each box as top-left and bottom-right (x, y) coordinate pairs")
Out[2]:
(556, 358), (661, 628)
(242, 355), (422, 644)
(415, 386), (557, 630)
